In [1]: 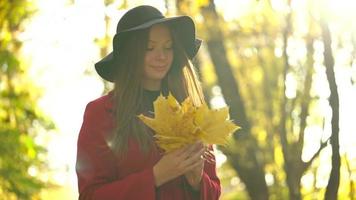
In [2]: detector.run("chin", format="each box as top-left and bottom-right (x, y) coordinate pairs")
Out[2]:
(151, 72), (168, 80)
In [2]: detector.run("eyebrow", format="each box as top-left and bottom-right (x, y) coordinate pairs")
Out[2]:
(148, 40), (172, 43)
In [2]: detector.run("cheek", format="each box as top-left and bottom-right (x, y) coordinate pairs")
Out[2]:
(143, 53), (155, 76)
(143, 54), (155, 75)
(144, 52), (153, 65)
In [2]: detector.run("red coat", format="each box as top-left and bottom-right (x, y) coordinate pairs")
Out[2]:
(75, 92), (221, 200)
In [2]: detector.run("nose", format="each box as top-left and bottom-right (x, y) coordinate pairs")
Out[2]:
(156, 49), (167, 60)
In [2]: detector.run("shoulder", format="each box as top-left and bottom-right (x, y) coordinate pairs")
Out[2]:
(79, 91), (115, 138)
(82, 91), (115, 126)
(77, 92), (116, 160)
(85, 91), (114, 115)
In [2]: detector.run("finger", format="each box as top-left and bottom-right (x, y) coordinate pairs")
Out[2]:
(180, 148), (205, 168)
(188, 141), (204, 153)
(174, 142), (204, 161)
(204, 149), (215, 159)
(202, 154), (215, 164)
(187, 141), (204, 156)
(202, 149), (216, 164)
(178, 143), (199, 160)
(184, 158), (204, 173)
(194, 140), (204, 150)
(172, 146), (200, 176)
(173, 146), (185, 155)
(171, 144), (191, 157)
(191, 147), (205, 161)
(203, 150), (214, 158)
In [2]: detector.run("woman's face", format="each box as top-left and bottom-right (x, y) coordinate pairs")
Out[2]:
(143, 24), (174, 88)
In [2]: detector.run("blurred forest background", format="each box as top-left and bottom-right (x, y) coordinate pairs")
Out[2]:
(1, 0), (356, 199)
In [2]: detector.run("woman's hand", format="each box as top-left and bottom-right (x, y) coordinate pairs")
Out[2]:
(184, 144), (204, 190)
(185, 144), (217, 190)
(153, 142), (205, 187)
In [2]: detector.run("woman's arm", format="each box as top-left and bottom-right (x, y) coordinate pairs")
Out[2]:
(184, 145), (221, 200)
(76, 102), (156, 200)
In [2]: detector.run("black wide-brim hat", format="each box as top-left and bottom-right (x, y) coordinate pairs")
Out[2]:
(95, 5), (202, 82)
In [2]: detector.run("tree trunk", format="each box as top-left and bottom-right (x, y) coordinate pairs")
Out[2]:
(200, 1), (268, 199)
(284, 161), (303, 200)
(279, 2), (303, 199)
(321, 20), (341, 200)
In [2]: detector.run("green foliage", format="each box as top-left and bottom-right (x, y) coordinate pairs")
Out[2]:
(0, 0), (54, 199)
(0, 129), (43, 199)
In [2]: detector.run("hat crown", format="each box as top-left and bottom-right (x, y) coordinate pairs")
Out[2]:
(117, 5), (164, 33)
(95, 5), (201, 82)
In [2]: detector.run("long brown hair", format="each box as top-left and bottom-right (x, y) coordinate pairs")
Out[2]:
(110, 24), (205, 159)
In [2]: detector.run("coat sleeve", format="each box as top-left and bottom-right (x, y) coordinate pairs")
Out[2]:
(75, 102), (156, 200)
(200, 145), (221, 200)
(198, 145), (222, 200)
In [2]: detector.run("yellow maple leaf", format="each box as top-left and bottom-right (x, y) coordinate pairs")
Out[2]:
(138, 92), (240, 152)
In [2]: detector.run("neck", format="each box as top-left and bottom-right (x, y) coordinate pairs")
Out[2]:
(142, 79), (161, 91)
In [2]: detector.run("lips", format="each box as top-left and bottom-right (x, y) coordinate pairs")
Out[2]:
(151, 65), (167, 71)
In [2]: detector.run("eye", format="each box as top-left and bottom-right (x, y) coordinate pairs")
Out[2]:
(146, 47), (154, 51)
(165, 45), (173, 50)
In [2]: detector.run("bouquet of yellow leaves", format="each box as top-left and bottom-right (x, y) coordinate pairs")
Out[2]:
(138, 93), (240, 152)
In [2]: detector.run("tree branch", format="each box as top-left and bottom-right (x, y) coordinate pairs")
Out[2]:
(303, 136), (330, 171)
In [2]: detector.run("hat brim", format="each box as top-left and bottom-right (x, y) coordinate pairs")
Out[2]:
(95, 16), (202, 82)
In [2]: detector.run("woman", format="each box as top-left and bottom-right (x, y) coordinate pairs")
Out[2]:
(76, 5), (221, 200)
